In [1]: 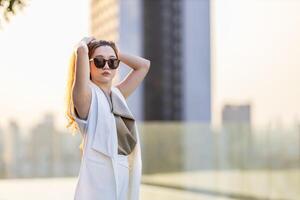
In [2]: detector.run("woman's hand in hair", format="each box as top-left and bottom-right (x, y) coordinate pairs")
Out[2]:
(75, 36), (96, 53)
(81, 36), (96, 45)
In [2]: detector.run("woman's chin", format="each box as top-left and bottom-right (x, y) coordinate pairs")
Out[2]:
(99, 77), (112, 83)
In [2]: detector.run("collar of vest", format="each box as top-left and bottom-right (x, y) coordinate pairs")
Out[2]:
(89, 81), (135, 121)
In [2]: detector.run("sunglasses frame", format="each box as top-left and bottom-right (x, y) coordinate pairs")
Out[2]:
(89, 56), (120, 69)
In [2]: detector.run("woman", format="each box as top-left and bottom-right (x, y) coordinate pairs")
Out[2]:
(65, 37), (150, 200)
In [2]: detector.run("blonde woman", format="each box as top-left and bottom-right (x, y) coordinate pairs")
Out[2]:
(65, 37), (150, 200)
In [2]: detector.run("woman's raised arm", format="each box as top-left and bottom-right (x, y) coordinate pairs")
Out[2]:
(116, 51), (151, 99)
(72, 37), (95, 120)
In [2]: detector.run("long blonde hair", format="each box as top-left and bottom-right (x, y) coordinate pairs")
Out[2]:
(65, 51), (78, 133)
(65, 39), (119, 154)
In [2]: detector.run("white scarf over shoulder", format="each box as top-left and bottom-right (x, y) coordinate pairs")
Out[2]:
(72, 80), (142, 200)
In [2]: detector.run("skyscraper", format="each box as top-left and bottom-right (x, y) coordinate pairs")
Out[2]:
(143, 0), (183, 120)
(90, 0), (119, 41)
(142, 0), (211, 122)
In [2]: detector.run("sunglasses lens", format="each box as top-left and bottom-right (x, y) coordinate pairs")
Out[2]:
(108, 59), (119, 69)
(94, 57), (105, 68)
(93, 57), (119, 69)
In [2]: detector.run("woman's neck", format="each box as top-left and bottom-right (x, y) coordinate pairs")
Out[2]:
(93, 80), (112, 96)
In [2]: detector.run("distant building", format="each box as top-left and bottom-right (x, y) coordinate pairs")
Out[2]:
(4, 120), (23, 178)
(29, 113), (81, 177)
(29, 114), (56, 177)
(0, 126), (5, 177)
(221, 104), (252, 168)
(222, 104), (252, 125)
(0, 113), (82, 178)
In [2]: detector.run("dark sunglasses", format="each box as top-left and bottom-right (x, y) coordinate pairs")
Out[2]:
(89, 56), (120, 69)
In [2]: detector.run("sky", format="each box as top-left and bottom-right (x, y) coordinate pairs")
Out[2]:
(212, 0), (300, 128)
(0, 0), (299, 134)
(0, 0), (89, 133)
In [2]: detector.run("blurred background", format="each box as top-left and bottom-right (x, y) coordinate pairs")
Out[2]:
(0, 0), (299, 199)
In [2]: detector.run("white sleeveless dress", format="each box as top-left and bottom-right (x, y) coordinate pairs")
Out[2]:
(71, 81), (142, 200)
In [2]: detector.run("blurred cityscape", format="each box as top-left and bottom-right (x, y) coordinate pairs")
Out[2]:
(1, 107), (299, 178)
(0, 113), (82, 178)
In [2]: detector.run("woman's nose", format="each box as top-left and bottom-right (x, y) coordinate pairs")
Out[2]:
(103, 62), (110, 70)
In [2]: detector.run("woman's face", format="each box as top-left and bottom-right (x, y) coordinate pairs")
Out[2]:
(90, 45), (118, 84)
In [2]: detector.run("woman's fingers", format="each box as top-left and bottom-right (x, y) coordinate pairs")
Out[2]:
(87, 37), (96, 44)
(81, 36), (96, 45)
(74, 36), (97, 53)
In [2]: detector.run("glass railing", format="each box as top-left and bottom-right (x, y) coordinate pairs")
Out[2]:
(139, 122), (300, 200)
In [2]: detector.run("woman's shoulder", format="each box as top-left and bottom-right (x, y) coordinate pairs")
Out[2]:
(111, 86), (126, 101)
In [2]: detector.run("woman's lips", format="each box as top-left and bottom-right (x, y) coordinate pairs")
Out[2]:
(102, 71), (111, 76)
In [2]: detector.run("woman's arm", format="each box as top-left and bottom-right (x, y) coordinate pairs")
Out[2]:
(72, 37), (95, 120)
(116, 51), (151, 99)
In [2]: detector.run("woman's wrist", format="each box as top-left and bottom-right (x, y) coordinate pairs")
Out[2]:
(75, 37), (95, 54)
(76, 42), (88, 54)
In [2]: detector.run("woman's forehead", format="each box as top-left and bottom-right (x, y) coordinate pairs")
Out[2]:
(92, 45), (116, 58)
